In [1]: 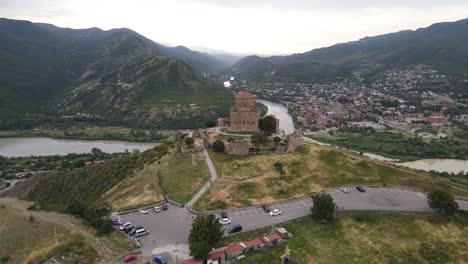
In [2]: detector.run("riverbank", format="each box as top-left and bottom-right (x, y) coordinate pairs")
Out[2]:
(0, 126), (169, 143)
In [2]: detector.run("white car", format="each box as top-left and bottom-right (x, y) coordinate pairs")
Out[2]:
(269, 209), (282, 216)
(138, 208), (148, 214)
(119, 222), (132, 231)
(339, 187), (350, 194)
(112, 217), (123, 225)
(154, 206), (161, 213)
(219, 218), (231, 225)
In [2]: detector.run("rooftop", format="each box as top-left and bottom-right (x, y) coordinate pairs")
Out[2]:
(236, 91), (256, 99)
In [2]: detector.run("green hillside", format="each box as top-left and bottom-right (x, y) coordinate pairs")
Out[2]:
(230, 18), (468, 82)
(0, 18), (233, 129)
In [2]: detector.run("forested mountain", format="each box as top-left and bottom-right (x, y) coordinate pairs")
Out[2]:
(229, 18), (468, 82)
(0, 18), (233, 128)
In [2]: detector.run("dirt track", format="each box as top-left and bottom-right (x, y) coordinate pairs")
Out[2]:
(0, 197), (127, 263)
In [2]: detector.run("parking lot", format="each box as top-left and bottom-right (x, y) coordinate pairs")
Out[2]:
(116, 187), (468, 260)
(118, 203), (194, 260)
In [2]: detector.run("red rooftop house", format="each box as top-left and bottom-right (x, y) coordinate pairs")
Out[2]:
(242, 238), (265, 253)
(425, 116), (446, 124)
(224, 244), (246, 261)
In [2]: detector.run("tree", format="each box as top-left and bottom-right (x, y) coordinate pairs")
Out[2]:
(184, 137), (194, 146)
(91, 147), (102, 156)
(206, 214), (223, 246)
(428, 190), (459, 216)
(311, 193), (336, 221)
(212, 140), (225, 152)
(205, 120), (216, 128)
(261, 116), (277, 133)
(190, 240), (211, 259)
(188, 214), (223, 258)
(251, 133), (267, 145)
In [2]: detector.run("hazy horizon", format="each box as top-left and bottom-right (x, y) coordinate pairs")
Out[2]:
(1, 0), (468, 55)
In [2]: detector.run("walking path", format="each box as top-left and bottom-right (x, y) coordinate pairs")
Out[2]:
(0, 179), (24, 194)
(185, 147), (218, 208)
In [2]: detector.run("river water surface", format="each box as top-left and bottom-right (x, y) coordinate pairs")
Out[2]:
(257, 99), (295, 135)
(0, 137), (157, 157)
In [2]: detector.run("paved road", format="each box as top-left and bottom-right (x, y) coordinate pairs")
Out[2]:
(185, 148), (218, 208)
(118, 187), (468, 257)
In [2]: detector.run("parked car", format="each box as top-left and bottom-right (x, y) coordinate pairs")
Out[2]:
(219, 218), (231, 225)
(162, 204), (168, 210)
(339, 187), (350, 194)
(153, 255), (168, 264)
(228, 224), (242, 234)
(129, 226), (144, 236)
(124, 254), (138, 263)
(269, 209), (282, 216)
(135, 228), (149, 237)
(112, 217), (123, 225)
(123, 224), (135, 233)
(154, 206), (161, 213)
(356, 186), (366, 192)
(221, 211), (228, 218)
(138, 208), (148, 214)
(262, 205), (271, 213)
(119, 222), (132, 231)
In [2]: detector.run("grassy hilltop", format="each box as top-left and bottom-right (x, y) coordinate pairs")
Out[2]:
(195, 144), (468, 210)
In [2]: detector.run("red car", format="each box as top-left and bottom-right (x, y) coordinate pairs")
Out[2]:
(124, 254), (138, 263)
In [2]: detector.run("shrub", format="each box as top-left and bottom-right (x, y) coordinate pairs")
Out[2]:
(184, 137), (194, 146)
(212, 140), (225, 152)
(427, 190), (459, 216)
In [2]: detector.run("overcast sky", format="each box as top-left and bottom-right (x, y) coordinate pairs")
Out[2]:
(1, 0), (468, 55)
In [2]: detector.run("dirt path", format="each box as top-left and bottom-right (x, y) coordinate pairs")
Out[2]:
(0, 197), (126, 263)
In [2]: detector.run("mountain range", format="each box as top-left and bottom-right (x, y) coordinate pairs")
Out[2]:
(1, 17), (468, 129)
(0, 18), (237, 128)
(229, 18), (468, 82)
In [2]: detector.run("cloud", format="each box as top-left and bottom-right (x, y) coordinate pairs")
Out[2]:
(176, 0), (468, 10)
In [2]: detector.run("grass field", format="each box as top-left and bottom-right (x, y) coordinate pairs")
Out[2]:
(0, 205), (99, 264)
(194, 145), (468, 210)
(102, 144), (210, 209)
(102, 161), (166, 211)
(311, 131), (468, 161)
(159, 149), (210, 204)
(230, 211), (468, 264)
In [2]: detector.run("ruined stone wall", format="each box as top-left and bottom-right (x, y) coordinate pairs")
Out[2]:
(286, 129), (303, 153)
(224, 142), (250, 155)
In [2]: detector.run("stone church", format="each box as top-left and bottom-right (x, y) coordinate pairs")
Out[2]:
(217, 91), (261, 132)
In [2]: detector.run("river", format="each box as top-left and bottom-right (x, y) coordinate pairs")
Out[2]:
(256, 99), (295, 135)
(0, 137), (158, 157)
